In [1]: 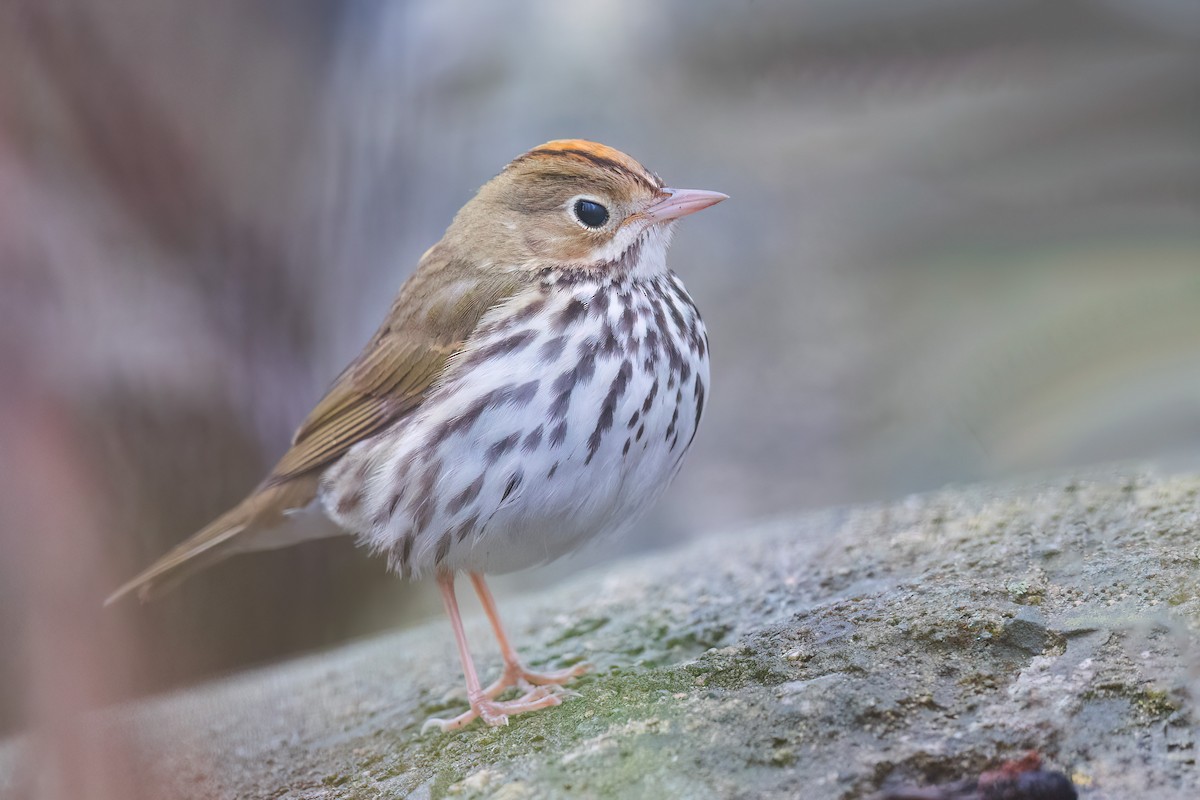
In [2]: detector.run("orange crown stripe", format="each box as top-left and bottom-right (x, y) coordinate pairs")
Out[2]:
(520, 140), (662, 189)
(531, 139), (632, 161)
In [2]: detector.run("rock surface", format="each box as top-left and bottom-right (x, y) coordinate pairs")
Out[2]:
(3, 468), (1199, 799)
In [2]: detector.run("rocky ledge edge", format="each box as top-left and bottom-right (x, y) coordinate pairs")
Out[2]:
(2, 467), (1198, 799)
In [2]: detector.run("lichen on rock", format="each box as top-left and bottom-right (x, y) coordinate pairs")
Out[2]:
(2, 468), (1198, 799)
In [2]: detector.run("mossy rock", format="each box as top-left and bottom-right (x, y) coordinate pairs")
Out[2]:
(2, 468), (1199, 798)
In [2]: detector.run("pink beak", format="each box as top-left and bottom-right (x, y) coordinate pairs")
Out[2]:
(645, 188), (729, 222)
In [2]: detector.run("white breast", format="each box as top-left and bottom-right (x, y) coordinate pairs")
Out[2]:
(322, 270), (709, 579)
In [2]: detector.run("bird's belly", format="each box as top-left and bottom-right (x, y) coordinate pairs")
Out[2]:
(451, 355), (702, 574)
(322, 274), (709, 578)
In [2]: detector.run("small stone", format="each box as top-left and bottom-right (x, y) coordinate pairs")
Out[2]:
(998, 608), (1053, 654)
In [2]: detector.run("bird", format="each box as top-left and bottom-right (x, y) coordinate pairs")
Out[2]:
(106, 140), (727, 730)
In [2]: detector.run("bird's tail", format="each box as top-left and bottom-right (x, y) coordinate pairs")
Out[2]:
(104, 475), (320, 606)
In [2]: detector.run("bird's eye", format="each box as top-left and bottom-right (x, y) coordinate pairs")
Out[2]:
(573, 199), (609, 229)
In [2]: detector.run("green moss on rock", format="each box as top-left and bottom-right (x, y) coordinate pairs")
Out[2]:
(3, 468), (1199, 799)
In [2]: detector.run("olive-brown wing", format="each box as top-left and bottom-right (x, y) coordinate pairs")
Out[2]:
(266, 254), (528, 483)
(267, 337), (454, 482)
(105, 250), (530, 605)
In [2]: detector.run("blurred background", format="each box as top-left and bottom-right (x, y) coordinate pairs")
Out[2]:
(0, 0), (1198, 778)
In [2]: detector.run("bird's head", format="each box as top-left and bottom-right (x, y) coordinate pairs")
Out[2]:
(445, 140), (727, 277)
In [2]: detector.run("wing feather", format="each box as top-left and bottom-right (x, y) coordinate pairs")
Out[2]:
(266, 249), (529, 483)
(105, 247), (532, 604)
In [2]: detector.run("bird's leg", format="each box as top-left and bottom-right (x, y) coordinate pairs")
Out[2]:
(470, 572), (589, 700)
(423, 573), (561, 732)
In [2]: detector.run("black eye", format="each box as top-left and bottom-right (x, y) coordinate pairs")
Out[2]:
(573, 199), (609, 228)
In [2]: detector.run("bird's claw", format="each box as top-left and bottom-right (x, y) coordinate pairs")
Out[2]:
(483, 661), (590, 699)
(422, 685), (562, 733)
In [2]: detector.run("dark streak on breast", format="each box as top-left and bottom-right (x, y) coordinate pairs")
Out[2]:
(447, 474), (484, 516)
(455, 513), (480, 543)
(619, 304), (636, 336)
(501, 470), (523, 504)
(462, 329), (536, 367)
(486, 433), (520, 465)
(522, 425), (543, 452)
(600, 318), (620, 355)
(512, 295), (547, 322)
(434, 532), (452, 565)
(586, 361), (632, 464)
(555, 298), (588, 331)
(408, 458), (441, 535)
(590, 285), (610, 317)
(686, 376), (706, 451)
(641, 380), (659, 415)
(386, 489), (405, 521)
(396, 532), (414, 578)
(540, 335), (568, 362)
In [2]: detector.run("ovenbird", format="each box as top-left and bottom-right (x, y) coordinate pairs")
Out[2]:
(108, 140), (726, 730)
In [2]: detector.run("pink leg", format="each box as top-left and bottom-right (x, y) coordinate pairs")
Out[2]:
(470, 572), (589, 699)
(423, 573), (562, 732)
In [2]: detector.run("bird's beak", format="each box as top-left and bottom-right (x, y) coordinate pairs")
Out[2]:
(645, 188), (729, 222)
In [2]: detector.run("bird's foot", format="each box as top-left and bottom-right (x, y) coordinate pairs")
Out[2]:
(483, 660), (590, 699)
(422, 685), (564, 732)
